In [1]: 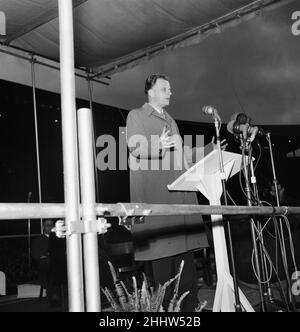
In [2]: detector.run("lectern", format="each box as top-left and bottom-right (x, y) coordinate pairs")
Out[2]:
(168, 150), (254, 312)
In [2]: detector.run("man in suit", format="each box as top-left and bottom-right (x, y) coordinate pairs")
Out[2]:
(32, 219), (66, 307)
(126, 74), (212, 311)
(32, 219), (54, 298)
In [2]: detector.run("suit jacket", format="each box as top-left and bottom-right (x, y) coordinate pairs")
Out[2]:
(126, 103), (208, 260)
(32, 234), (49, 262)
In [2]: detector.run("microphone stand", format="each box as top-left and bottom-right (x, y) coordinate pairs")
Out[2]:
(266, 133), (296, 311)
(27, 192), (32, 269)
(213, 116), (242, 312)
(248, 145), (273, 309)
(240, 138), (266, 312)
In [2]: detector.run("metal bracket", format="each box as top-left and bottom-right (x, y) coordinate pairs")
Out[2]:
(117, 204), (152, 230)
(53, 218), (110, 238)
(118, 216), (146, 228)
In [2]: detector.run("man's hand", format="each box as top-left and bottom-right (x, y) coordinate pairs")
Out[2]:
(211, 136), (228, 151)
(159, 126), (176, 150)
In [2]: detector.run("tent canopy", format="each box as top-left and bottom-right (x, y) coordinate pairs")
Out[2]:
(1, 0), (283, 72)
(0, 0), (299, 125)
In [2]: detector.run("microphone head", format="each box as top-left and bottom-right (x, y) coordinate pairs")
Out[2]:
(248, 126), (259, 142)
(235, 123), (250, 139)
(227, 113), (251, 135)
(202, 105), (215, 115)
(227, 113), (241, 134)
(227, 120), (235, 134)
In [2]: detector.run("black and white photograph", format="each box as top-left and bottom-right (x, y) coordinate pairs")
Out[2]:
(0, 0), (300, 316)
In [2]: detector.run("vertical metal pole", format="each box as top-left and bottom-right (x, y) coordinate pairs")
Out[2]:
(27, 218), (31, 267)
(249, 151), (272, 303)
(86, 71), (94, 111)
(78, 108), (101, 312)
(241, 146), (266, 311)
(27, 192), (32, 268)
(214, 119), (242, 312)
(86, 72), (100, 203)
(30, 57), (43, 234)
(58, 0), (84, 312)
(267, 134), (296, 311)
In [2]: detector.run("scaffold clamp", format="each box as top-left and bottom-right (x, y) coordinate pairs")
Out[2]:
(53, 218), (111, 237)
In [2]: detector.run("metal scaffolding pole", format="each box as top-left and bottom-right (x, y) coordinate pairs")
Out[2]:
(78, 108), (101, 312)
(0, 203), (299, 220)
(86, 73), (100, 202)
(58, 0), (84, 312)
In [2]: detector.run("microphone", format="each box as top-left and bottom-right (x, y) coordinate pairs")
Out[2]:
(226, 120), (235, 135)
(248, 126), (258, 143)
(235, 125), (266, 142)
(227, 112), (266, 142)
(202, 105), (221, 122)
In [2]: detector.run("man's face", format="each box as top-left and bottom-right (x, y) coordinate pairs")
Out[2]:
(149, 78), (172, 108)
(43, 220), (54, 235)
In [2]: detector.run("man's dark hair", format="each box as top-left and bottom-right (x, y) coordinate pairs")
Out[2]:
(144, 74), (169, 95)
(43, 218), (54, 225)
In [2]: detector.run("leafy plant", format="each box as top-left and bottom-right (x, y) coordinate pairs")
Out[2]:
(102, 260), (207, 312)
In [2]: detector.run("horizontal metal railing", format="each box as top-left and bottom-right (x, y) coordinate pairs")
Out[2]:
(0, 202), (298, 220)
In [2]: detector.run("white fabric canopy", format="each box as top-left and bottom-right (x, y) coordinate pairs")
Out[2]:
(1, 0), (284, 71)
(0, 0), (299, 125)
